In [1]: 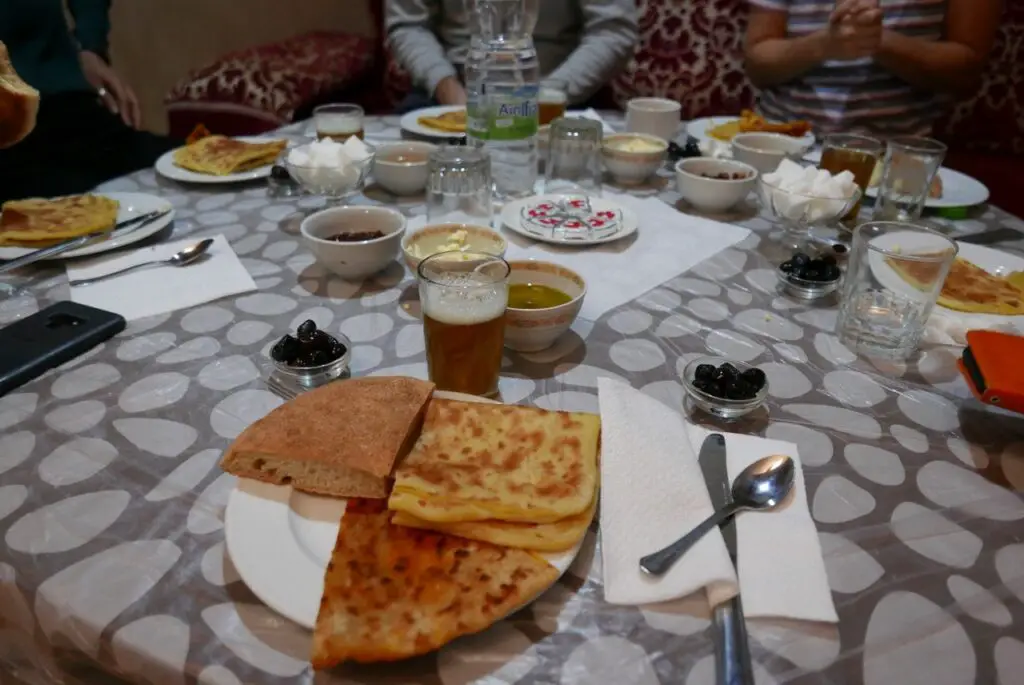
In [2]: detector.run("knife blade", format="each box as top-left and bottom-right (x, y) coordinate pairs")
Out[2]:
(699, 433), (754, 685)
(0, 209), (169, 275)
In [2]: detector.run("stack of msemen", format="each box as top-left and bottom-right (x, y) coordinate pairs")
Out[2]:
(173, 135), (286, 175)
(0, 195), (119, 247)
(388, 398), (601, 552)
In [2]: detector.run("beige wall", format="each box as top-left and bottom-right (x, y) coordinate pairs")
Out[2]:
(109, 0), (376, 134)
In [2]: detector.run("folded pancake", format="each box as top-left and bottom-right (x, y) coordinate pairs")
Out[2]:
(389, 399), (600, 524)
(0, 41), (39, 149)
(417, 109), (466, 133)
(889, 255), (1024, 316)
(0, 195), (119, 246)
(311, 499), (558, 668)
(390, 493), (596, 552)
(172, 135), (286, 175)
(220, 377), (435, 498)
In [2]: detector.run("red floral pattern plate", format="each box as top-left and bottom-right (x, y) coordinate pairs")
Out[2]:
(501, 194), (639, 246)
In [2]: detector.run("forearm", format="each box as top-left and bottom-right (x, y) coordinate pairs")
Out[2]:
(876, 30), (984, 96)
(68, 0), (111, 60)
(546, 29), (635, 104)
(744, 31), (828, 88)
(385, 0), (456, 95)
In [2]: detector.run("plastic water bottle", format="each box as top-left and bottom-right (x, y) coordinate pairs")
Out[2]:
(465, 0), (540, 201)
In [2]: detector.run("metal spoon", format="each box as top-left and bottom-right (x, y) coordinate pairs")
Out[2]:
(639, 454), (795, 577)
(68, 238), (214, 287)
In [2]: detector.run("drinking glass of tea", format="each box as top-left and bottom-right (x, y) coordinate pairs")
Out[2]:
(544, 117), (603, 197)
(426, 146), (493, 226)
(314, 103), (365, 142)
(418, 252), (510, 398)
(539, 79), (568, 126)
(818, 133), (883, 224)
(872, 136), (947, 222)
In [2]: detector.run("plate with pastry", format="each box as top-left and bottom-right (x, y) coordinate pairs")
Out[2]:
(0, 192), (174, 260)
(400, 105), (467, 139)
(155, 134), (288, 183)
(688, 110), (815, 147)
(220, 376), (600, 669)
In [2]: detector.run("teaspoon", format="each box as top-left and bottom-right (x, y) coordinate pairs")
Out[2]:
(69, 238), (214, 287)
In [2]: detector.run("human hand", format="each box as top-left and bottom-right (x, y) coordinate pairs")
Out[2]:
(434, 76), (467, 106)
(79, 50), (142, 129)
(824, 0), (883, 61)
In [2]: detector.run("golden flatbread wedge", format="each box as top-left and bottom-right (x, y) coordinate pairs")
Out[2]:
(220, 377), (435, 498)
(0, 195), (119, 246)
(311, 499), (558, 668)
(416, 109), (466, 133)
(172, 135), (286, 175)
(389, 399), (600, 524)
(708, 110), (811, 142)
(889, 255), (1024, 316)
(390, 493), (596, 552)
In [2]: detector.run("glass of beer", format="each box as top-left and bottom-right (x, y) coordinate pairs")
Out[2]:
(539, 79), (568, 126)
(818, 133), (883, 224)
(419, 251), (510, 398)
(313, 103), (365, 142)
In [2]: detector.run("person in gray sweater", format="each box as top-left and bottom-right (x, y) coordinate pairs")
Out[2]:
(385, 0), (638, 110)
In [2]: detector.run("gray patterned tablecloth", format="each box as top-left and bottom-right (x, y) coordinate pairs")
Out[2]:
(2, 115), (1024, 685)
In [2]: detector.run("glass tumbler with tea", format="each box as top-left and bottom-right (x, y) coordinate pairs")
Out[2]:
(818, 134), (883, 224)
(544, 117), (603, 196)
(538, 79), (568, 126)
(836, 221), (957, 361)
(418, 251), (510, 398)
(872, 136), (947, 222)
(314, 103), (365, 142)
(426, 146), (493, 226)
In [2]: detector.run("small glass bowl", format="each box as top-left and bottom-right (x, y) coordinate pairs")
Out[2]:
(284, 149), (375, 202)
(776, 265), (842, 300)
(682, 356), (769, 421)
(270, 331), (352, 389)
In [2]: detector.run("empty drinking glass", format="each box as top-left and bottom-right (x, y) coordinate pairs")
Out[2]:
(872, 136), (947, 222)
(836, 221), (957, 360)
(544, 117), (603, 196)
(426, 146), (493, 226)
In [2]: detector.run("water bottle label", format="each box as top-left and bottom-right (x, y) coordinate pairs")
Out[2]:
(468, 84), (539, 141)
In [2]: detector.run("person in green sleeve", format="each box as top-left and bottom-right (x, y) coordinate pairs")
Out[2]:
(0, 0), (180, 203)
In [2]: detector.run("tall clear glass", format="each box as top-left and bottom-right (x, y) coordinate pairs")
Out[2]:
(539, 79), (568, 126)
(313, 103), (365, 142)
(418, 251), (510, 397)
(837, 221), (957, 360)
(544, 117), (603, 196)
(818, 133), (883, 224)
(872, 136), (947, 222)
(426, 146), (493, 226)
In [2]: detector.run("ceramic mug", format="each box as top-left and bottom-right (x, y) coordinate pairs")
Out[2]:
(626, 97), (682, 142)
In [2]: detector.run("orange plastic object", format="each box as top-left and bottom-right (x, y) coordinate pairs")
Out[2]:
(958, 330), (1024, 414)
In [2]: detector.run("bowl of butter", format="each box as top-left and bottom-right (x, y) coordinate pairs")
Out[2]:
(401, 223), (508, 276)
(602, 132), (669, 186)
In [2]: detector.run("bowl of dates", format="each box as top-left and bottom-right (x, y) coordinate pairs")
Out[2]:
(683, 357), (769, 420)
(269, 319), (351, 387)
(777, 251), (842, 300)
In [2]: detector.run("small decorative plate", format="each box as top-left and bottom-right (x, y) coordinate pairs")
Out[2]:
(501, 194), (638, 246)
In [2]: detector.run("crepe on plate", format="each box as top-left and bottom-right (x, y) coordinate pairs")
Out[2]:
(220, 376), (435, 498)
(708, 109), (812, 142)
(889, 255), (1024, 315)
(416, 109), (466, 133)
(389, 398), (601, 525)
(311, 499), (559, 668)
(0, 195), (119, 247)
(172, 135), (286, 175)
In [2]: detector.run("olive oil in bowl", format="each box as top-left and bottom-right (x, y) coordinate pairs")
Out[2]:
(507, 283), (573, 309)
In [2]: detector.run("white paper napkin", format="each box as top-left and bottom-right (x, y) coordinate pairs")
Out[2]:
(503, 192), (750, 321)
(67, 234), (256, 321)
(597, 379), (838, 623)
(922, 310), (1024, 347)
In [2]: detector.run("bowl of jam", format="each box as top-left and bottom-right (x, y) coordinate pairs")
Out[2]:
(299, 206), (406, 281)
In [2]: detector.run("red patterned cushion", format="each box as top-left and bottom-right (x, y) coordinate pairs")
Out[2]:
(166, 31), (375, 136)
(611, 0), (755, 118)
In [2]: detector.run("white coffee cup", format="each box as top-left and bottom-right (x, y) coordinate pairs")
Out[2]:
(626, 98), (682, 142)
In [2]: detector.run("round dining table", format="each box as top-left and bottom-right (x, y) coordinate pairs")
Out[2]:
(1, 113), (1023, 685)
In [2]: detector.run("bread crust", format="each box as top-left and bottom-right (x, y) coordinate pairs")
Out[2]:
(0, 41), (40, 149)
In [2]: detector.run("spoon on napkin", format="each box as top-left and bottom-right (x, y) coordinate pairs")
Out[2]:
(68, 238), (214, 288)
(639, 454), (795, 577)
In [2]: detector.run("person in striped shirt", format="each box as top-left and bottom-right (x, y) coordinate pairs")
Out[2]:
(744, 0), (1002, 136)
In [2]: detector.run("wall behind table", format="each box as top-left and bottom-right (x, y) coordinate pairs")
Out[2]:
(109, 0), (376, 135)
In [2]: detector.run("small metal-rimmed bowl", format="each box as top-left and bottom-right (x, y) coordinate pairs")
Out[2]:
(682, 356), (769, 420)
(269, 331), (353, 389)
(776, 264), (842, 300)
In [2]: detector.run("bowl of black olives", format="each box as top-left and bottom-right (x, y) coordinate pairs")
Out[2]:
(683, 357), (769, 420)
(777, 252), (842, 300)
(269, 319), (351, 388)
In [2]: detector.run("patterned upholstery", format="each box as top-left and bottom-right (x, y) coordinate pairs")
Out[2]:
(165, 32), (375, 138)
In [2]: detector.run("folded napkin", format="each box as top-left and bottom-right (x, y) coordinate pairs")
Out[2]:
(68, 234), (256, 321)
(923, 310), (1024, 347)
(503, 191), (750, 321)
(598, 379), (838, 623)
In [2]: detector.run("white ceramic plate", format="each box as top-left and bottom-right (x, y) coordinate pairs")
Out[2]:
(400, 105), (466, 139)
(501, 194), (639, 246)
(686, 116), (816, 148)
(155, 136), (284, 184)
(0, 192), (175, 261)
(224, 389), (586, 630)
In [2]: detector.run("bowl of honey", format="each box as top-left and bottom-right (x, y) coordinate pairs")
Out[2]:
(504, 260), (587, 352)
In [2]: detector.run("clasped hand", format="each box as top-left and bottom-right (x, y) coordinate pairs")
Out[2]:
(825, 0), (884, 62)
